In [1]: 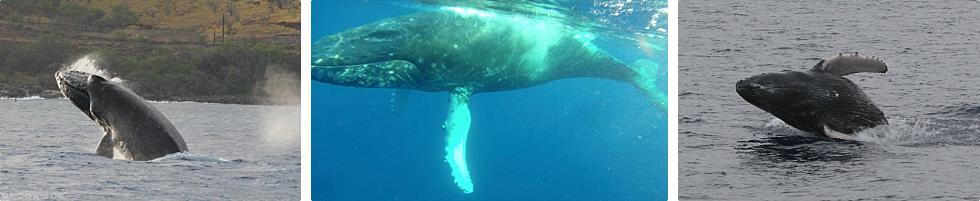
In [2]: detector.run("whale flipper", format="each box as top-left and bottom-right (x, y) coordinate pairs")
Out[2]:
(817, 52), (888, 76)
(444, 88), (474, 194)
(96, 132), (114, 158)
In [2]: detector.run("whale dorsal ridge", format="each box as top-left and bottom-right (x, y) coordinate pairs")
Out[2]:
(815, 52), (888, 76)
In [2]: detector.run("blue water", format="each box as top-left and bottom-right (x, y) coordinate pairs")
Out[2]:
(312, 1), (667, 200)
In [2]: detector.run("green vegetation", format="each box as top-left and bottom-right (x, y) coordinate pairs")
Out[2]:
(98, 41), (299, 100)
(1, 0), (58, 14)
(0, 34), (73, 89)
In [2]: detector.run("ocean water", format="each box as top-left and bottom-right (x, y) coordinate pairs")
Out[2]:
(313, 1), (668, 201)
(681, 0), (980, 200)
(0, 99), (300, 200)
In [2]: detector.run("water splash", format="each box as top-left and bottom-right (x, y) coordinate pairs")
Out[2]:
(0, 96), (45, 100)
(762, 118), (816, 137)
(61, 54), (125, 83)
(762, 117), (980, 146)
(256, 65), (300, 149)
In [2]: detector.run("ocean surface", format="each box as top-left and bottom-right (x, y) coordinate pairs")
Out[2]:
(313, 1), (667, 201)
(680, 0), (980, 200)
(0, 99), (299, 200)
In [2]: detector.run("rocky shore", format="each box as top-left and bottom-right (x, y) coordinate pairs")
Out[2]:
(0, 84), (61, 99)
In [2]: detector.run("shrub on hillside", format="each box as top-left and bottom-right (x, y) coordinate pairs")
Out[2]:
(0, 0), (57, 14)
(95, 5), (138, 29)
(1, 34), (71, 75)
(98, 40), (297, 98)
(55, 3), (105, 27)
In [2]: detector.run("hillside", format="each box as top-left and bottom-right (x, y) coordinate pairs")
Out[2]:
(83, 0), (299, 39)
(0, 0), (300, 104)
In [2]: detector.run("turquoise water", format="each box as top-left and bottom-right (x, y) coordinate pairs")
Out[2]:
(313, 1), (667, 200)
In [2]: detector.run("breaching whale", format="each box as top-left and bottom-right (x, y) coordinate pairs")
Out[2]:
(312, 7), (666, 193)
(736, 53), (889, 139)
(56, 70), (188, 161)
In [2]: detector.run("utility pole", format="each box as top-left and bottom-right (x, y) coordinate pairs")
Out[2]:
(221, 14), (225, 43)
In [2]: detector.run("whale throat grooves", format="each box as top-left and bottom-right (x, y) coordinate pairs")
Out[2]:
(444, 87), (474, 194)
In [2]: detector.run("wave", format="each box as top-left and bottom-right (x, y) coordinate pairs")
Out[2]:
(145, 100), (213, 104)
(925, 103), (980, 119)
(0, 96), (48, 100)
(150, 152), (229, 162)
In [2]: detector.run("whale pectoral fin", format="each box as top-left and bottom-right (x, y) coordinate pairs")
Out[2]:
(96, 132), (113, 158)
(444, 88), (474, 194)
(817, 52), (888, 76)
(390, 89), (411, 116)
(629, 59), (667, 113)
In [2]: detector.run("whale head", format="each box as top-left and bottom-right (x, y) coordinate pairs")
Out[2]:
(311, 15), (425, 89)
(56, 70), (98, 120)
(56, 70), (127, 120)
(736, 70), (836, 133)
(735, 70), (821, 111)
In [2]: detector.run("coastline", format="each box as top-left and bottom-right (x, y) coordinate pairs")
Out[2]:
(0, 85), (295, 105)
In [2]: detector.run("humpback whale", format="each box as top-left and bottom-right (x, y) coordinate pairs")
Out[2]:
(56, 70), (188, 161)
(736, 53), (889, 139)
(312, 7), (666, 193)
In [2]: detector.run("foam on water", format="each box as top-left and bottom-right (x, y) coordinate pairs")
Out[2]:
(146, 100), (211, 104)
(762, 118), (815, 137)
(150, 152), (229, 162)
(849, 117), (943, 144)
(762, 117), (980, 146)
(0, 96), (45, 100)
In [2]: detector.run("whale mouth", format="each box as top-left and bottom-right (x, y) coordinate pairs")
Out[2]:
(311, 60), (420, 88)
(56, 70), (96, 120)
(736, 78), (788, 93)
(736, 79), (766, 93)
(736, 78), (784, 108)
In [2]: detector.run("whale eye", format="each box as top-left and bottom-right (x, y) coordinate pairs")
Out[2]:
(364, 30), (402, 42)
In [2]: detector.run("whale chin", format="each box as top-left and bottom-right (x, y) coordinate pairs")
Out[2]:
(56, 71), (97, 120)
(312, 60), (420, 89)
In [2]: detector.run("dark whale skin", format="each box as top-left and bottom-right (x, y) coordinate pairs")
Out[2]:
(736, 68), (887, 136)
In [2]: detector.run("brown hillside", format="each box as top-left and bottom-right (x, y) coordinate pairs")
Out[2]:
(69, 0), (300, 38)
